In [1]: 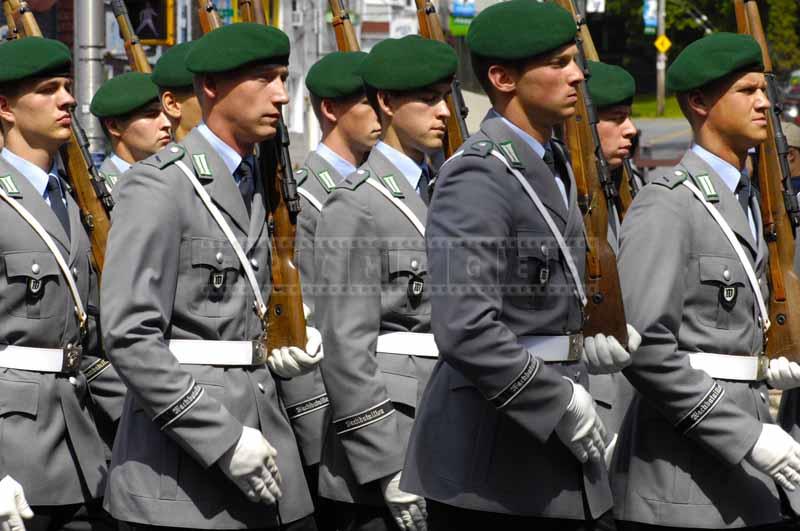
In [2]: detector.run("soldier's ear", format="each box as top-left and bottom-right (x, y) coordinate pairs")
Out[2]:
(686, 89), (711, 120)
(376, 90), (394, 119)
(319, 98), (338, 125)
(0, 95), (12, 126)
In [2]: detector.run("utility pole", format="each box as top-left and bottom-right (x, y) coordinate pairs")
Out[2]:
(656, 0), (666, 116)
(74, 0), (106, 158)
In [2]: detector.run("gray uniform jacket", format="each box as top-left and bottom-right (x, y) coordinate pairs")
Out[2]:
(614, 149), (800, 528)
(314, 147), (435, 506)
(401, 112), (612, 520)
(0, 157), (108, 505)
(277, 150), (340, 467)
(100, 129), (313, 528)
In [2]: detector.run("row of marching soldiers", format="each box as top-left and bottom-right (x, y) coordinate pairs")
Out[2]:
(5, 1), (800, 531)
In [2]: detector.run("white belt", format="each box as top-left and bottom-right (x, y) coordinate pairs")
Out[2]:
(518, 334), (583, 363)
(167, 339), (268, 366)
(376, 333), (438, 358)
(688, 352), (768, 381)
(0, 344), (82, 373)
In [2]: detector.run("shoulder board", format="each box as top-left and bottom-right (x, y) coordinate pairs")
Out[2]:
(652, 169), (688, 190)
(142, 144), (185, 170)
(295, 168), (309, 187)
(336, 168), (370, 191)
(462, 140), (495, 158)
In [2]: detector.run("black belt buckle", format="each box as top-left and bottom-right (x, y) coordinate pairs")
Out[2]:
(62, 343), (82, 373)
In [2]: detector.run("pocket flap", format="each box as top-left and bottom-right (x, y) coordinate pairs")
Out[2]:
(3, 251), (60, 280)
(516, 230), (555, 260)
(699, 256), (745, 285)
(191, 238), (238, 270)
(385, 249), (427, 275)
(0, 378), (39, 417)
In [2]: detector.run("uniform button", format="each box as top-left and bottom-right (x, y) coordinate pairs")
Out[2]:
(723, 268), (731, 281)
(410, 259), (419, 271)
(170, 146), (179, 153)
(540, 244), (547, 254)
(258, 383), (265, 393)
(31, 263), (40, 275)
(358, 170), (365, 175)
(68, 376), (77, 386)
(72, 267), (78, 278)
(250, 258), (258, 270)
(215, 252), (224, 264)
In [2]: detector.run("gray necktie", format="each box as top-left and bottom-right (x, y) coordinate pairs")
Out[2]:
(46, 175), (70, 236)
(417, 164), (432, 205)
(236, 156), (255, 217)
(736, 172), (752, 217)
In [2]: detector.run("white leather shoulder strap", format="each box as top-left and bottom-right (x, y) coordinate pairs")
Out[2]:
(0, 187), (87, 329)
(365, 178), (426, 236)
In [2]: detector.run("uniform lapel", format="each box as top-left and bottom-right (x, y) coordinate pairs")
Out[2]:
(182, 129), (250, 235)
(366, 148), (428, 227)
(65, 191), (82, 264)
(245, 161), (267, 254)
(552, 141), (584, 239)
(306, 150), (345, 189)
(480, 113), (569, 226)
(750, 190), (766, 270)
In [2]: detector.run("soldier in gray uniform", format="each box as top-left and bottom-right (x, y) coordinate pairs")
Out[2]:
(312, 36), (457, 531)
(288, 51), (380, 530)
(91, 72), (171, 192)
(0, 37), (116, 530)
(401, 2), (640, 529)
(614, 33), (800, 530)
(152, 41), (202, 143)
(100, 23), (323, 530)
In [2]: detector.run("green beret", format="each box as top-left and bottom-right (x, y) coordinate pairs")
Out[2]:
(0, 37), (71, 83)
(359, 36), (457, 91)
(153, 41), (196, 89)
(587, 61), (636, 108)
(667, 32), (763, 92)
(186, 23), (290, 74)
(306, 51), (367, 99)
(90, 72), (160, 118)
(467, 1), (575, 60)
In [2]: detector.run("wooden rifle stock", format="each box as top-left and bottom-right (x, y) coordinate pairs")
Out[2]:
(553, 0), (628, 344)
(110, 0), (152, 73)
(414, 0), (468, 158)
(195, 0), (222, 33)
(329, 0), (360, 52)
(8, 0), (114, 273)
(2, 1), (19, 40)
(735, 0), (800, 360)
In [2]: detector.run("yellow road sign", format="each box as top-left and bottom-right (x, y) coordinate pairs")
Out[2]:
(655, 35), (672, 54)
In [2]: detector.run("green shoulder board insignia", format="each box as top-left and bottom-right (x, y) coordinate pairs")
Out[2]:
(337, 169), (370, 191)
(499, 141), (523, 167)
(382, 175), (404, 198)
(143, 144), (185, 169)
(317, 170), (337, 193)
(294, 168), (308, 186)
(103, 173), (119, 189)
(192, 153), (213, 177)
(464, 140), (494, 158)
(694, 173), (719, 202)
(0, 175), (21, 197)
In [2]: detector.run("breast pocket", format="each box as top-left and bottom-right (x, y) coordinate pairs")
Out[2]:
(3, 251), (62, 319)
(383, 249), (428, 315)
(185, 238), (241, 318)
(510, 230), (558, 309)
(696, 255), (749, 330)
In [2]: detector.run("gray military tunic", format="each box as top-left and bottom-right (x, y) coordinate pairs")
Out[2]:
(0, 156), (108, 506)
(614, 149), (800, 528)
(278, 149), (343, 467)
(313, 146), (435, 506)
(100, 129), (313, 528)
(401, 112), (613, 520)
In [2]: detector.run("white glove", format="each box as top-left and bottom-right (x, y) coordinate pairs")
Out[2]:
(555, 379), (607, 465)
(379, 472), (427, 531)
(582, 324), (641, 374)
(218, 426), (282, 505)
(766, 357), (800, 390)
(268, 326), (323, 378)
(0, 476), (33, 531)
(746, 423), (800, 491)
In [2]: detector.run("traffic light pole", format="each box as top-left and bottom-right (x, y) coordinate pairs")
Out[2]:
(74, 0), (106, 158)
(656, 0), (666, 116)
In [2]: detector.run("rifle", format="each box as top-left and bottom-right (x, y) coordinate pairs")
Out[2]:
(617, 159), (640, 218)
(329, 0), (360, 52)
(735, 0), (800, 361)
(414, 0), (468, 158)
(2, 1), (19, 40)
(6, 0), (114, 273)
(195, 0), (222, 33)
(552, 0), (628, 344)
(110, 0), (152, 73)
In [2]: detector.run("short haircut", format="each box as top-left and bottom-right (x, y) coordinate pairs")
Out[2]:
(470, 52), (532, 102)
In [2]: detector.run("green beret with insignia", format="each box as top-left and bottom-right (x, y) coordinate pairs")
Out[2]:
(359, 36), (457, 91)
(186, 23), (290, 74)
(306, 51), (368, 99)
(90, 72), (160, 118)
(0, 37), (71, 83)
(467, 1), (575, 60)
(153, 41), (196, 89)
(587, 61), (636, 108)
(667, 32), (763, 92)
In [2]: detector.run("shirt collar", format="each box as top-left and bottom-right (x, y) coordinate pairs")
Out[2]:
(197, 122), (243, 175)
(316, 142), (357, 181)
(1, 148), (57, 199)
(374, 141), (423, 190)
(491, 109), (547, 158)
(109, 153), (131, 174)
(691, 144), (744, 193)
